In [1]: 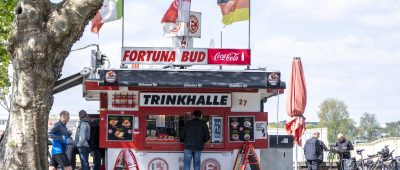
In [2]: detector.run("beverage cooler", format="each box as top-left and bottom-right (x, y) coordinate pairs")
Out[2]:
(83, 69), (285, 170)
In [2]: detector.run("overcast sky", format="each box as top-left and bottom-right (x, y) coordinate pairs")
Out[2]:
(2, 0), (400, 124)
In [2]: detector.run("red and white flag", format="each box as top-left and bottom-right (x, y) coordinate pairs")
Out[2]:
(161, 0), (191, 36)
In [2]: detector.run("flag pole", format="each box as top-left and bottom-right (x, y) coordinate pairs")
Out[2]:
(120, 0), (126, 68)
(247, 0), (251, 70)
(122, 0), (125, 47)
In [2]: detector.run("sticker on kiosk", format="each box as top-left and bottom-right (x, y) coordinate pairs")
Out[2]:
(107, 115), (134, 141)
(228, 116), (255, 142)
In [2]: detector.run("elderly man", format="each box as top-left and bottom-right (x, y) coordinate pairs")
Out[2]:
(335, 133), (354, 170)
(304, 132), (328, 170)
(335, 133), (354, 159)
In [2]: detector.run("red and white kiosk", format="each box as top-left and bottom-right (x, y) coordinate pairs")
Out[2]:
(83, 67), (284, 169)
(80, 11), (285, 170)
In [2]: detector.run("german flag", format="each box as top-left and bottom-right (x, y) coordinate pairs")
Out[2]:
(218, 0), (249, 25)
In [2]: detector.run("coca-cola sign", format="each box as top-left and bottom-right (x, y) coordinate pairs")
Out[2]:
(208, 49), (251, 65)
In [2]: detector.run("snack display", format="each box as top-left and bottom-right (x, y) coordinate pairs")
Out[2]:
(229, 116), (254, 142)
(107, 115), (134, 141)
(231, 121), (239, 128)
(122, 120), (131, 127)
(109, 120), (118, 126)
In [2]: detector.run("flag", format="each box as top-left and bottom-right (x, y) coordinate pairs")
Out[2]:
(161, 0), (191, 36)
(178, 0), (191, 22)
(161, 0), (179, 36)
(217, 0), (249, 25)
(91, 0), (123, 33)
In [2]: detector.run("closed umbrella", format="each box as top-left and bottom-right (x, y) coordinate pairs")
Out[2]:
(285, 57), (307, 169)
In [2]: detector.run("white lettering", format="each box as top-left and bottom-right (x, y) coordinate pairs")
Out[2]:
(213, 52), (240, 62)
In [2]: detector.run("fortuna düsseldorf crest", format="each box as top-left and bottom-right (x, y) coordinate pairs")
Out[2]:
(188, 15), (199, 33)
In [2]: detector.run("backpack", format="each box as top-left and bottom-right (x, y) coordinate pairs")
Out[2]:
(82, 119), (100, 148)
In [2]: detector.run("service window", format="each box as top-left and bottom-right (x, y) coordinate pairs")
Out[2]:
(146, 115), (190, 143)
(145, 114), (224, 144)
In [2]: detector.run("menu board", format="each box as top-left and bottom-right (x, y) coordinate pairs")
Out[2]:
(211, 117), (223, 143)
(228, 116), (254, 142)
(107, 115), (134, 141)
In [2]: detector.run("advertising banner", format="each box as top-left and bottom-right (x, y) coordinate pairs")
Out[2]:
(121, 47), (251, 65)
(121, 47), (207, 65)
(207, 48), (251, 65)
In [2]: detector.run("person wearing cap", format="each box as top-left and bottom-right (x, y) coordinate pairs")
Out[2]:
(335, 133), (354, 170)
(75, 110), (91, 170)
(335, 133), (353, 159)
(48, 110), (73, 170)
(180, 110), (210, 170)
(304, 132), (328, 170)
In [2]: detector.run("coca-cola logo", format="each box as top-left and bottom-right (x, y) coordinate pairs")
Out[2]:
(213, 52), (240, 62)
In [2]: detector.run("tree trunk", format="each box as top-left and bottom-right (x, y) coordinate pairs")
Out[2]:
(0, 0), (102, 169)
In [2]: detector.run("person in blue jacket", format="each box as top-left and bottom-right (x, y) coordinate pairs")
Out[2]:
(48, 110), (72, 170)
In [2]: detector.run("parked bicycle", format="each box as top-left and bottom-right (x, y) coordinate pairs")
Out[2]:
(354, 149), (375, 170)
(370, 145), (397, 170)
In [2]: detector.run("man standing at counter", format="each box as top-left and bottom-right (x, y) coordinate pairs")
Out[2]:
(181, 110), (210, 170)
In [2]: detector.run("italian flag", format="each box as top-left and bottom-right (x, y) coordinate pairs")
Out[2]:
(91, 0), (123, 33)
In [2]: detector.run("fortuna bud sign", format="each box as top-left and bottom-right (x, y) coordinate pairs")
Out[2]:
(139, 93), (232, 107)
(122, 47), (207, 65)
(121, 47), (251, 65)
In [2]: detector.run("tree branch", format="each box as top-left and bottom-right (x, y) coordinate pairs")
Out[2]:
(48, 0), (102, 43)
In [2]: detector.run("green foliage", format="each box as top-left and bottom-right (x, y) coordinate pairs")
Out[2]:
(317, 98), (356, 143)
(268, 121), (285, 128)
(0, 0), (17, 100)
(383, 121), (400, 137)
(358, 112), (381, 142)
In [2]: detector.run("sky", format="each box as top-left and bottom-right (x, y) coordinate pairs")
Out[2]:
(1, 0), (400, 124)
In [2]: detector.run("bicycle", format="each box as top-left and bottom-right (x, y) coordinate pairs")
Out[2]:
(354, 149), (375, 170)
(370, 145), (397, 170)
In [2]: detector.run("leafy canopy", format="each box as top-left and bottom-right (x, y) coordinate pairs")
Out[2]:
(318, 98), (356, 144)
(0, 0), (17, 100)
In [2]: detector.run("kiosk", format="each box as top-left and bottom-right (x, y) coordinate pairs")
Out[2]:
(83, 69), (285, 169)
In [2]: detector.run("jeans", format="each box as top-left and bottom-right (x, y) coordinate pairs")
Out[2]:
(92, 148), (102, 170)
(306, 160), (320, 170)
(183, 149), (201, 170)
(78, 146), (91, 170)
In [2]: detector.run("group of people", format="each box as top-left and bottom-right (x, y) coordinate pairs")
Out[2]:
(48, 110), (103, 170)
(47, 109), (210, 170)
(304, 132), (354, 170)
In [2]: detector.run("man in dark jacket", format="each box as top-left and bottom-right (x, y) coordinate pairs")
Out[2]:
(335, 133), (354, 159)
(304, 132), (328, 170)
(335, 133), (354, 170)
(180, 110), (210, 170)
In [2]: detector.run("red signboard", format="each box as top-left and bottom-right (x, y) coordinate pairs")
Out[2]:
(207, 49), (251, 65)
(121, 47), (251, 65)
